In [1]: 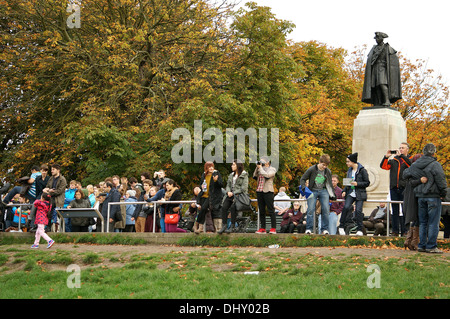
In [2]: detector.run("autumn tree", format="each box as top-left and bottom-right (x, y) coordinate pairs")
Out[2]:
(1, 0), (236, 184)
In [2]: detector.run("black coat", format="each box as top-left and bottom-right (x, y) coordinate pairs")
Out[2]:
(164, 189), (182, 214)
(197, 171), (223, 218)
(343, 163), (370, 201)
(101, 188), (122, 222)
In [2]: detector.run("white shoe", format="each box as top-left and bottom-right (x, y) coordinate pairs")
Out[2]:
(355, 231), (363, 236)
(338, 228), (346, 235)
(322, 230), (329, 235)
(305, 229), (312, 234)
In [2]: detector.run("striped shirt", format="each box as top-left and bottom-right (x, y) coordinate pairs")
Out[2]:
(28, 172), (41, 199)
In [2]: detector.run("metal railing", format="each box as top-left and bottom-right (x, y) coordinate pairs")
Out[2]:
(4, 198), (448, 236)
(105, 198), (450, 235)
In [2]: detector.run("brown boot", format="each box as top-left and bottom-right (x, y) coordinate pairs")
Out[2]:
(194, 223), (204, 234)
(192, 222), (199, 233)
(404, 228), (413, 250)
(410, 226), (419, 251)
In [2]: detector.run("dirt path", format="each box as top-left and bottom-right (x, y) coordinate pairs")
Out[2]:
(13, 242), (448, 258)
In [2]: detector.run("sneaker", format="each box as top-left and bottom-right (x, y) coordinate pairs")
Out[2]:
(269, 228), (276, 234)
(426, 248), (443, 254)
(305, 229), (312, 235)
(322, 230), (329, 235)
(255, 228), (266, 234)
(30, 244), (39, 249)
(47, 240), (55, 249)
(338, 228), (346, 236)
(355, 231), (363, 236)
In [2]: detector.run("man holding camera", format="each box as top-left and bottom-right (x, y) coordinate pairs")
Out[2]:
(253, 156), (277, 234)
(380, 142), (412, 236)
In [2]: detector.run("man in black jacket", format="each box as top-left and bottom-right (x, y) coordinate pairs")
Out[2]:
(101, 182), (122, 232)
(380, 142), (412, 236)
(405, 144), (447, 253)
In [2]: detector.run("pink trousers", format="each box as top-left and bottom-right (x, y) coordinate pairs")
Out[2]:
(34, 224), (52, 245)
(165, 223), (187, 233)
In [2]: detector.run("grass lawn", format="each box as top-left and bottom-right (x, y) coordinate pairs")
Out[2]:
(0, 234), (449, 300)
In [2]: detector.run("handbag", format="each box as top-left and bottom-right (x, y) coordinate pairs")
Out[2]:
(234, 193), (252, 212)
(165, 213), (180, 225)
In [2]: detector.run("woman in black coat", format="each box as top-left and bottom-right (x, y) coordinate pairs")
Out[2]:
(194, 162), (223, 234)
(162, 179), (186, 233)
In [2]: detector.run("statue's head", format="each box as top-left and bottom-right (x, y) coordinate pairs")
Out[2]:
(374, 32), (388, 44)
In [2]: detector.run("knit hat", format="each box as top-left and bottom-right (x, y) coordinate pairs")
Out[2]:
(127, 190), (136, 197)
(423, 143), (436, 156)
(347, 152), (358, 163)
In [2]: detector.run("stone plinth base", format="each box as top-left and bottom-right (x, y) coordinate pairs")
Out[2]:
(352, 107), (407, 214)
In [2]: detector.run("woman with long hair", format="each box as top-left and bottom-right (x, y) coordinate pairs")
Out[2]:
(194, 161), (223, 234)
(162, 179), (186, 233)
(218, 160), (249, 234)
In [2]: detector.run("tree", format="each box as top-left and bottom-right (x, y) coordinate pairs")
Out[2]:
(0, 0), (236, 184)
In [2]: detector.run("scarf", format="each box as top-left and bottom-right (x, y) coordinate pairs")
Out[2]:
(164, 187), (178, 201)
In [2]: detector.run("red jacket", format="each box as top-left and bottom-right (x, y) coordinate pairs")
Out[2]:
(34, 199), (52, 225)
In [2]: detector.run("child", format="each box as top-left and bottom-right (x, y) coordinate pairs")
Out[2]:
(12, 195), (31, 229)
(31, 193), (55, 249)
(280, 201), (304, 233)
(124, 189), (137, 232)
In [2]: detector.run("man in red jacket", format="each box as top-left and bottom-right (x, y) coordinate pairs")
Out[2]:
(380, 142), (412, 236)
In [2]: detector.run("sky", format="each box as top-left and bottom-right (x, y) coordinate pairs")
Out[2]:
(236, 0), (450, 85)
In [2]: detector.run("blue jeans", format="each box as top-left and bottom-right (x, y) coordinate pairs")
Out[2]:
(328, 212), (338, 235)
(306, 189), (329, 233)
(3, 186), (36, 204)
(418, 197), (441, 250)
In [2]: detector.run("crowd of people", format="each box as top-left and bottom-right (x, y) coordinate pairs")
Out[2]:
(0, 143), (448, 253)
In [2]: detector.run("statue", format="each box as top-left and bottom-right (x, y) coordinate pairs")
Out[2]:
(362, 32), (402, 107)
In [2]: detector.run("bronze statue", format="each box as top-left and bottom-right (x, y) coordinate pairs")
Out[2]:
(362, 32), (402, 107)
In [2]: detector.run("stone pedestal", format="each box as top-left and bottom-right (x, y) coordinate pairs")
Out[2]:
(352, 106), (407, 214)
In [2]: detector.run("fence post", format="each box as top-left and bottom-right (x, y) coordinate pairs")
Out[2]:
(107, 203), (110, 233)
(386, 202), (390, 236)
(153, 203), (157, 234)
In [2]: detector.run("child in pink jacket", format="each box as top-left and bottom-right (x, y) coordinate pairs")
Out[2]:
(31, 193), (55, 249)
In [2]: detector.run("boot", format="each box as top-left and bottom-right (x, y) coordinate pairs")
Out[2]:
(404, 228), (413, 250)
(217, 225), (227, 234)
(194, 223), (204, 234)
(225, 225), (235, 234)
(410, 226), (419, 251)
(192, 222), (199, 233)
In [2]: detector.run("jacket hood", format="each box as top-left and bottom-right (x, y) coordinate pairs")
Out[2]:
(347, 162), (364, 175)
(233, 170), (248, 178)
